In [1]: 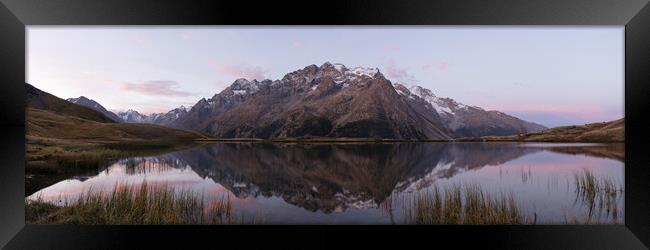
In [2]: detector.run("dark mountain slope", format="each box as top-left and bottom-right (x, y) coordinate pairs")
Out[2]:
(67, 96), (123, 122)
(26, 83), (115, 123)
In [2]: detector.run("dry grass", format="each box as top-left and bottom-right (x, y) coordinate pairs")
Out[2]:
(26, 181), (246, 225)
(573, 169), (624, 223)
(403, 184), (532, 225)
(459, 118), (624, 142)
(25, 107), (206, 172)
(26, 108), (206, 142)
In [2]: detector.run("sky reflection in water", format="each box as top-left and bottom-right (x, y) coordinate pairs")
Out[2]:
(28, 142), (624, 224)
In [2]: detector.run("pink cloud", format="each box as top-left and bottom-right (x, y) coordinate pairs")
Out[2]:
(437, 62), (448, 71)
(291, 40), (304, 49)
(214, 63), (266, 81)
(493, 104), (599, 114)
(120, 80), (194, 97)
(484, 103), (621, 122)
(382, 59), (417, 83)
(215, 80), (229, 89)
(422, 62), (448, 71)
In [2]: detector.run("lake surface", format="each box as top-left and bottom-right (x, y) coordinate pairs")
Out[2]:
(27, 142), (624, 224)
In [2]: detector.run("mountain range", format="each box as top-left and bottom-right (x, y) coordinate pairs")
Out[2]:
(65, 62), (547, 140)
(116, 107), (189, 125)
(66, 96), (191, 125)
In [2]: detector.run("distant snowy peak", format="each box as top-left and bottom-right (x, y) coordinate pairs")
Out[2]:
(171, 105), (190, 113)
(122, 109), (140, 116)
(117, 105), (190, 125)
(165, 105), (190, 120)
(118, 109), (150, 123)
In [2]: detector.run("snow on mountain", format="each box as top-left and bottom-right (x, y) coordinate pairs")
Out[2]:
(118, 109), (151, 123)
(392, 81), (546, 137)
(117, 105), (189, 125)
(349, 66), (381, 78)
(173, 62), (451, 140)
(170, 62), (545, 139)
(231, 78), (263, 94)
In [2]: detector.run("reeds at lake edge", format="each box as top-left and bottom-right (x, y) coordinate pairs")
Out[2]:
(573, 169), (624, 223)
(25, 181), (253, 225)
(403, 184), (533, 225)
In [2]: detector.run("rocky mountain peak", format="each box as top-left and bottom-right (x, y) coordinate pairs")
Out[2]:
(320, 61), (347, 72)
(231, 78), (262, 92)
(320, 62), (383, 78)
(172, 62), (546, 139)
(69, 96), (91, 102)
(67, 96), (96, 105)
(67, 96), (123, 122)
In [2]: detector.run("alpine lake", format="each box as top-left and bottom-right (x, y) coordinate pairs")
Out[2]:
(27, 142), (624, 224)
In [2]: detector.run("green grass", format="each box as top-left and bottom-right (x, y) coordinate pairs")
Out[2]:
(403, 184), (532, 225)
(26, 181), (248, 225)
(573, 169), (624, 223)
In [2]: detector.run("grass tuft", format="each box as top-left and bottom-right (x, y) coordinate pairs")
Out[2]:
(573, 169), (624, 223)
(403, 183), (532, 225)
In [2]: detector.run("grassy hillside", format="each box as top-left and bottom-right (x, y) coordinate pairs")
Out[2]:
(25, 83), (206, 149)
(27, 107), (206, 161)
(27, 108), (204, 144)
(458, 119), (624, 143)
(26, 83), (116, 123)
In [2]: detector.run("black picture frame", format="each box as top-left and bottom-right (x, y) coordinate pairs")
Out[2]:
(0, 0), (648, 249)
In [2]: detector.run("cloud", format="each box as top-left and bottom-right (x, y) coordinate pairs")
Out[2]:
(422, 62), (448, 71)
(437, 62), (448, 71)
(291, 40), (304, 49)
(475, 103), (622, 128)
(486, 103), (622, 123)
(215, 80), (229, 89)
(382, 59), (418, 83)
(120, 80), (194, 97)
(493, 104), (596, 114)
(214, 63), (266, 80)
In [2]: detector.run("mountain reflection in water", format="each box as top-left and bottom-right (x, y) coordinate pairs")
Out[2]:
(28, 142), (624, 224)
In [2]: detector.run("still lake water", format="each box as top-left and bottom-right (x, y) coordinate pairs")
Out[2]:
(28, 142), (624, 224)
